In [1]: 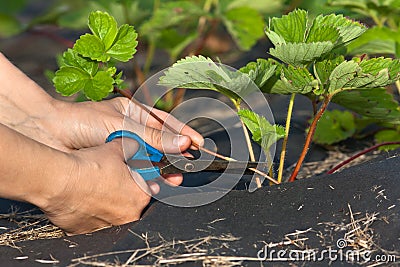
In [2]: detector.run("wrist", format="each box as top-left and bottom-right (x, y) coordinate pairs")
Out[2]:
(0, 52), (57, 130)
(25, 148), (77, 211)
(0, 124), (74, 209)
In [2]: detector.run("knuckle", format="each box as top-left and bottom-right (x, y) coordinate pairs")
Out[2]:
(148, 128), (162, 148)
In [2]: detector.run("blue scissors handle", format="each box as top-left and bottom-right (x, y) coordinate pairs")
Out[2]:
(106, 130), (163, 181)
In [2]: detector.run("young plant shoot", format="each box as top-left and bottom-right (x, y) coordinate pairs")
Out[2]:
(53, 11), (137, 101)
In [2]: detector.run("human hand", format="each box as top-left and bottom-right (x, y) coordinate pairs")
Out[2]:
(43, 97), (203, 152)
(39, 138), (153, 235)
(0, 122), (152, 235)
(38, 97), (203, 187)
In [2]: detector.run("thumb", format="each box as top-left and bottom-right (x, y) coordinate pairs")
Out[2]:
(142, 127), (191, 153)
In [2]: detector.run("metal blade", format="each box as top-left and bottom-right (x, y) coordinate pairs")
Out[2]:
(160, 158), (267, 175)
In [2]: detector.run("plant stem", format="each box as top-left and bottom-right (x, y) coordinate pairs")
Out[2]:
(288, 95), (331, 182)
(143, 41), (156, 76)
(123, 90), (279, 184)
(277, 93), (295, 183)
(369, 11), (385, 27)
(114, 87), (133, 98)
(29, 28), (74, 48)
(234, 101), (262, 188)
(327, 141), (400, 174)
(395, 80), (400, 96)
(132, 61), (153, 106)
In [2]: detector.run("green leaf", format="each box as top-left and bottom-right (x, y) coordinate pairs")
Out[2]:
(88, 10), (118, 50)
(238, 109), (285, 153)
(359, 57), (400, 83)
(53, 67), (114, 101)
(332, 88), (400, 123)
(140, 1), (203, 41)
(315, 55), (345, 88)
(375, 129), (400, 151)
(157, 29), (198, 59)
(221, 0), (283, 14)
(223, 6), (265, 50)
(328, 0), (400, 16)
(270, 42), (334, 67)
(53, 67), (91, 96)
(239, 59), (277, 88)
(74, 33), (108, 62)
(328, 57), (400, 93)
(106, 24), (138, 62)
(346, 26), (400, 55)
(84, 70), (114, 101)
(0, 0), (26, 13)
(158, 55), (257, 101)
(313, 110), (356, 145)
(0, 13), (23, 37)
(267, 9), (308, 43)
(328, 60), (360, 93)
(159, 55), (227, 89)
(306, 25), (340, 44)
(264, 10), (366, 67)
(270, 66), (316, 94)
(60, 48), (98, 76)
(73, 11), (137, 62)
(312, 13), (367, 45)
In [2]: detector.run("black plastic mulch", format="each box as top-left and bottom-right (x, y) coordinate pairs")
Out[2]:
(0, 150), (399, 267)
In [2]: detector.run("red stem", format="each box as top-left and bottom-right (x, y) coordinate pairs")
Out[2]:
(327, 141), (400, 174)
(288, 96), (331, 182)
(29, 28), (74, 48)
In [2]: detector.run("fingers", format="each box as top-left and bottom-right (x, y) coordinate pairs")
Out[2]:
(162, 174), (183, 187)
(105, 136), (174, 194)
(121, 100), (204, 148)
(123, 118), (192, 153)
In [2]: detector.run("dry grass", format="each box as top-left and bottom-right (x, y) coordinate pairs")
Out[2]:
(319, 204), (399, 266)
(283, 149), (380, 180)
(0, 208), (64, 249)
(70, 232), (247, 267)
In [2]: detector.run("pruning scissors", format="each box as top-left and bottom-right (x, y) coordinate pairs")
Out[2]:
(106, 130), (265, 181)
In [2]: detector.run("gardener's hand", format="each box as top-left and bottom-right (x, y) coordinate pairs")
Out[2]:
(42, 97), (203, 153)
(36, 98), (204, 187)
(42, 138), (154, 235)
(0, 122), (153, 235)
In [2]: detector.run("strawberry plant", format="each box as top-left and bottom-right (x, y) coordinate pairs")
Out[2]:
(324, 0), (400, 149)
(52, 11), (137, 101)
(159, 9), (400, 182)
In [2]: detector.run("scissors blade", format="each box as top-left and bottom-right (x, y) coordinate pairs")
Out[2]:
(159, 158), (267, 175)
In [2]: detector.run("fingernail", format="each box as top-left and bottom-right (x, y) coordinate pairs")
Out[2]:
(173, 135), (188, 147)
